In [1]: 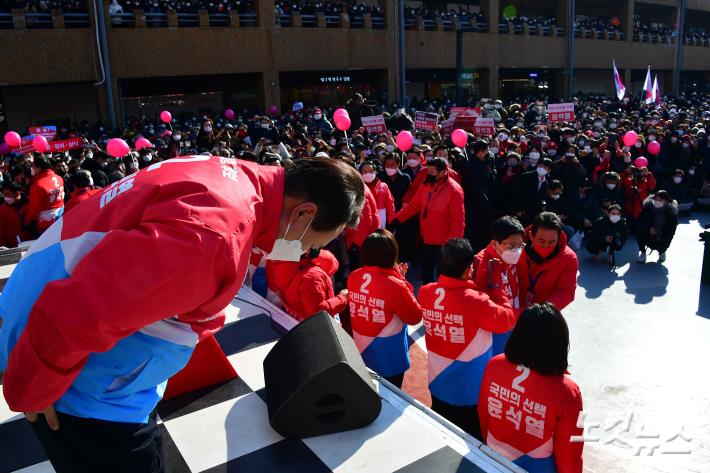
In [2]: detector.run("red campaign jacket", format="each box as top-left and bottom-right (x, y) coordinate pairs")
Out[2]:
(26, 169), (65, 231)
(347, 266), (422, 337)
(621, 170), (657, 220)
(346, 183), (380, 249)
(394, 175), (465, 246)
(265, 249), (346, 321)
(478, 354), (584, 473)
(64, 187), (102, 213)
(366, 179), (396, 227)
(2, 157), (284, 412)
(473, 244), (522, 315)
(402, 166), (461, 205)
(0, 202), (31, 247)
(419, 276), (514, 360)
(517, 228), (578, 311)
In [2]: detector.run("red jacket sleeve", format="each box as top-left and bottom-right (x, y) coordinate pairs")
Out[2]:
(553, 381), (584, 473)
(447, 184), (465, 241)
(547, 253), (578, 310)
(25, 183), (46, 226)
(645, 173), (657, 192)
(3, 220), (237, 412)
(299, 270), (346, 317)
(394, 185), (424, 223)
(402, 169), (425, 204)
(467, 290), (514, 334)
(389, 279), (422, 325)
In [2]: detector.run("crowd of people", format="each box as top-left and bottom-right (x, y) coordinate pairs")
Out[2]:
(574, 15), (622, 34)
(109, 0), (255, 16)
(275, 0), (383, 19)
(4, 89), (706, 471)
(0, 0), (85, 12)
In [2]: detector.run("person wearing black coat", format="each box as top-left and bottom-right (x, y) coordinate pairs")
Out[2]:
(586, 204), (628, 257)
(511, 158), (552, 226)
(636, 190), (679, 264)
(460, 140), (496, 252)
(588, 172), (623, 220)
(378, 153), (411, 211)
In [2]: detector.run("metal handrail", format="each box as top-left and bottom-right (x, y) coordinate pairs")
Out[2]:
(25, 11), (52, 28)
(208, 11), (229, 26)
(176, 12), (199, 26)
(64, 12), (89, 27)
(144, 11), (168, 27)
(238, 12), (257, 26)
(371, 16), (384, 28)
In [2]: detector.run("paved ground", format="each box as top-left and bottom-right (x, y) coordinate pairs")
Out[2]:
(567, 210), (710, 473)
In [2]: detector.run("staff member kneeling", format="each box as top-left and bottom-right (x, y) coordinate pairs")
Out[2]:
(518, 212), (578, 311)
(347, 230), (422, 388)
(419, 238), (515, 440)
(478, 303), (584, 473)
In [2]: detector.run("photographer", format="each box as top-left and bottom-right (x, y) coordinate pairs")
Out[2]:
(620, 163), (656, 224)
(636, 190), (678, 264)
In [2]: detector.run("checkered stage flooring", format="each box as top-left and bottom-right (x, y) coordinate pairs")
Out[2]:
(0, 248), (519, 473)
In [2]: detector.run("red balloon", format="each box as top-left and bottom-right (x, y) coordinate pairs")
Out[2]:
(634, 157), (649, 168)
(269, 105), (279, 116)
(32, 135), (49, 153)
(622, 131), (638, 148)
(160, 111), (172, 124)
(647, 141), (661, 155)
(107, 138), (130, 158)
(451, 129), (468, 148)
(4, 131), (21, 148)
(135, 137), (153, 150)
(224, 109), (235, 120)
(396, 131), (414, 152)
(335, 114), (351, 131)
(334, 108), (349, 119)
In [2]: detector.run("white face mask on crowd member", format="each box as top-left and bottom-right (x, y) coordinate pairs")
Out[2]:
(529, 151), (540, 160)
(653, 199), (666, 209)
(537, 166), (548, 176)
(606, 183), (616, 190)
(609, 213), (621, 224)
(673, 176), (683, 184)
(362, 172), (376, 184)
(385, 167), (397, 176)
(407, 158), (419, 168)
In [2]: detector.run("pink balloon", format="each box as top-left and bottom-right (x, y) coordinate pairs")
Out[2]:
(335, 114), (351, 131)
(4, 131), (21, 148)
(107, 138), (130, 158)
(224, 109), (235, 120)
(32, 135), (49, 153)
(135, 137), (153, 150)
(334, 108), (349, 119)
(634, 157), (648, 168)
(451, 129), (468, 148)
(0, 143), (9, 155)
(160, 111), (172, 124)
(396, 130), (414, 152)
(269, 105), (279, 116)
(647, 141), (661, 155)
(622, 130), (638, 148)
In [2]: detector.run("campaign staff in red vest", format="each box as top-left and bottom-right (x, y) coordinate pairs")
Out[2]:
(478, 303), (584, 473)
(418, 238), (515, 440)
(391, 158), (465, 284)
(347, 229), (422, 388)
(473, 216), (525, 356)
(517, 212), (578, 311)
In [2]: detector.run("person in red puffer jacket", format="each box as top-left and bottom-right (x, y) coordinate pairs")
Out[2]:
(478, 303), (583, 473)
(517, 212), (578, 311)
(473, 216), (526, 356)
(392, 158), (465, 283)
(359, 161), (395, 228)
(266, 248), (348, 321)
(0, 183), (32, 248)
(345, 182), (381, 267)
(26, 155), (64, 235)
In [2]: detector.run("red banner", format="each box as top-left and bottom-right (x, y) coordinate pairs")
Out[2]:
(361, 115), (387, 135)
(11, 135), (36, 155)
(473, 118), (495, 137)
(414, 112), (439, 131)
(440, 118), (455, 135)
(547, 103), (575, 123)
(49, 138), (83, 152)
(453, 116), (476, 132)
(449, 107), (481, 119)
(28, 126), (57, 140)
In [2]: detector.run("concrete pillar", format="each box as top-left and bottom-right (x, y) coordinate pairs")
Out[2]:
(341, 12), (349, 28)
(479, 0), (499, 35)
(291, 12), (302, 27)
(255, 0), (270, 27)
(553, 0), (568, 35)
(480, 67), (499, 98)
(134, 8), (146, 27)
(363, 12), (372, 29)
(316, 12), (325, 28)
(11, 9), (25, 29)
(167, 9), (178, 27)
(198, 8), (209, 27)
(259, 71), (280, 112)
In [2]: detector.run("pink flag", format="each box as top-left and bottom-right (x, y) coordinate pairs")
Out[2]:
(643, 66), (654, 104)
(613, 60), (625, 101)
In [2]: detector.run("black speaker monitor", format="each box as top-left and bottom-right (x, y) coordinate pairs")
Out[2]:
(263, 311), (382, 438)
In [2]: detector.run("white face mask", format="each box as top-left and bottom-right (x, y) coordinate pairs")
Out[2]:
(490, 147), (499, 155)
(86, 151), (93, 160)
(653, 200), (665, 209)
(550, 193), (561, 200)
(609, 214), (621, 223)
(529, 151), (540, 160)
(537, 167), (548, 176)
(386, 145), (395, 153)
(689, 169), (696, 176)
(547, 149), (557, 157)
(267, 216), (313, 262)
(648, 135), (657, 142)
(673, 176), (683, 184)
(682, 143), (690, 149)
(634, 142), (642, 148)
(671, 137), (678, 143)
(203, 126), (212, 133)
(385, 167), (398, 176)
(501, 247), (523, 265)
(407, 158), (419, 168)
(606, 183), (616, 190)
(313, 114), (322, 120)
(4, 196), (15, 205)
(499, 133), (509, 141)
(362, 172), (376, 183)
(609, 123), (618, 129)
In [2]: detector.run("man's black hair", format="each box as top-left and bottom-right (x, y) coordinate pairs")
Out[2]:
(490, 216), (525, 242)
(439, 238), (474, 278)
